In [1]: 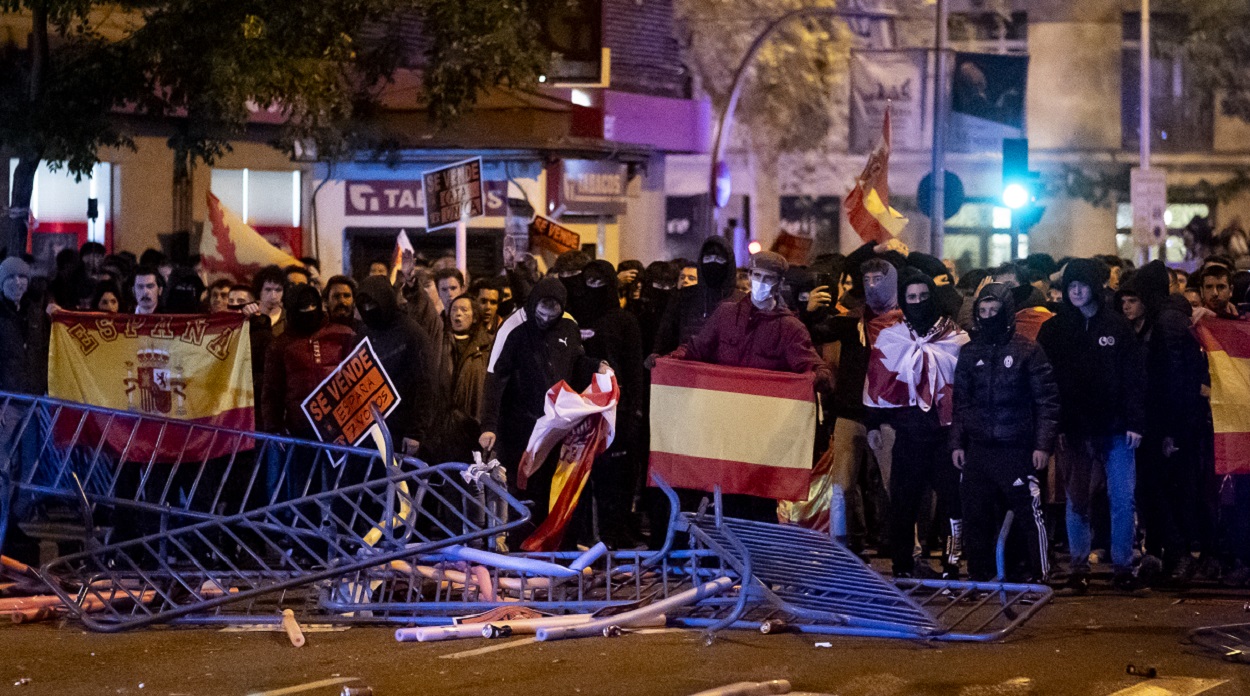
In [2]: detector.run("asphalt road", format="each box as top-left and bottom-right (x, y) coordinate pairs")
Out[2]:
(3, 587), (1248, 696)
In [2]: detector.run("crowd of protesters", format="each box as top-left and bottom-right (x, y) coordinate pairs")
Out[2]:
(2, 235), (1249, 594)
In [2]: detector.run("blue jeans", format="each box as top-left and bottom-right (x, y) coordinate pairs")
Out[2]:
(1058, 434), (1136, 574)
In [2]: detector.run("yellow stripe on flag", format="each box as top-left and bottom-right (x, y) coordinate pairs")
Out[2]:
(650, 385), (815, 470)
(1208, 350), (1250, 435)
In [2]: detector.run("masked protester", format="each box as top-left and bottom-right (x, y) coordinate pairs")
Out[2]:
(480, 277), (606, 541)
(950, 283), (1060, 582)
(652, 237), (741, 357)
(570, 260), (646, 548)
(908, 252), (963, 319)
(630, 260), (678, 356)
(356, 276), (433, 451)
(803, 255), (903, 550)
(260, 285), (357, 438)
(668, 252), (832, 521)
(1036, 258), (1147, 594)
(1132, 260), (1212, 586)
(866, 269), (969, 578)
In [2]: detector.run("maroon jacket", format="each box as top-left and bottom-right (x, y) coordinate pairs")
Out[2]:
(261, 323), (359, 437)
(669, 296), (832, 387)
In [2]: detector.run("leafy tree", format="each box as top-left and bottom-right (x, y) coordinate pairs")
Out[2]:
(1178, 0), (1250, 122)
(0, 0), (547, 254)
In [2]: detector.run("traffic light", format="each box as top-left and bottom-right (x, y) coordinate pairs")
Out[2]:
(1001, 138), (1044, 229)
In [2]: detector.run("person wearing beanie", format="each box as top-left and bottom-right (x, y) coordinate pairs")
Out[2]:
(0, 256), (48, 397)
(865, 267), (969, 578)
(1037, 257), (1147, 595)
(666, 250), (832, 522)
(950, 283), (1060, 583)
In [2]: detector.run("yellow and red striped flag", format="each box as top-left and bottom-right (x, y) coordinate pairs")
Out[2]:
(1196, 318), (1250, 475)
(648, 358), (816, 501)
(843, 106), (908, 244)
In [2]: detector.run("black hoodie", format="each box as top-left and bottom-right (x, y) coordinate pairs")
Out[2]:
(950, 283), (1060, 452)
(357, 276), (433, 443)
(1036, 261), (1147, 438)
(653, 235), (743, 354)
(481, 277), (600, 465)
(572, 260), (645, 444)
(1134, 260), (1209, 438)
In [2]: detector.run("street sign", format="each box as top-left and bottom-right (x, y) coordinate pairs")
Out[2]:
(530, 215), (581, 255)
(916, 170), (965, 221)
(1131, 168), (1168, 247)
(422, 157), (484, 230)
(301, 337), (400, 447)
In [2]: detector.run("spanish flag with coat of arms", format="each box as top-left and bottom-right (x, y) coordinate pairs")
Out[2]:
(48, 311), (254, 462)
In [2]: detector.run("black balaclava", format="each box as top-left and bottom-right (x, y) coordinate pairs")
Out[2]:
(973, 282), (1016, 344)
(638, 261), (677, 310)
(697, 236), (734, 294)
(907, 252), (962, 318)
(285, 284), (325, 337)
(572, 260), (619, 325)
(1134, 259), (1171, 317)
(899, 268), (941, 336)
(527, 276), (568, 332)
(357, 275), (398, 329)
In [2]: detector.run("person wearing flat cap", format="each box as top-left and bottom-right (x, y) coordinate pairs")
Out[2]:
(667, 251), (832, 520)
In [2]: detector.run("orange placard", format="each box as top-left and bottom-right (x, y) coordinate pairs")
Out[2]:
(301, 337), (400, 446)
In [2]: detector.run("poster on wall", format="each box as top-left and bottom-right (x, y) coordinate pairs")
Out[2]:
(664, 194), (711, 238)
(947, 52), (1029, 153)
(849, 50), (927, 153)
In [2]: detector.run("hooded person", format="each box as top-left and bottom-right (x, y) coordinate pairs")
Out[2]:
(866, 267), (969, 578)
(480, 277), (605, 533)
(162, 267), (206, 314)
(1131, 260), (1211, 583)
(355, 276), (433, 450)
(651, 236), (742, 356)
(0, 256), (48, 396)
(630, 260), (678, 356)
(260, 284), (357, 438)
(570, 260), (647, 547)
(950, 283), (1060, 582)
(1036, 257), (1147, 594)
(907, 252), (962, 319)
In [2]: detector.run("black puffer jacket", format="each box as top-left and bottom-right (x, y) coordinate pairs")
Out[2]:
(1133, 260), (1209, 438)
(950, 284), (1060, 452)
(1036, 260), (1147, 438)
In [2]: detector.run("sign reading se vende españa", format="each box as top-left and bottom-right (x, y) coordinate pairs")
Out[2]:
(301, 338), (400, 447)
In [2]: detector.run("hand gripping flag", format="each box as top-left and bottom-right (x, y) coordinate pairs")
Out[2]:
(201, 192), (301, 283)
(843, 106), (908, 243)
(517, 371), (619, 552)
(1195, 318), (1250, 475)
(648, 358), (817, 501)
(866, 318), (969, 426)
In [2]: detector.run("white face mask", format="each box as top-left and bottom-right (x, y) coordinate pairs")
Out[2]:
(750, 279), (774, 303)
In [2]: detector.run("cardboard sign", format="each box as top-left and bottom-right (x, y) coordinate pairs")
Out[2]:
(1131, 167), (1168, 247)
(529, 215), (581, 255)
(423, 158), (484, 230)
(301, 338), (401, 446)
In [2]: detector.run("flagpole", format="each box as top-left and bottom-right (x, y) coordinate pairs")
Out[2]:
(929, 0), (948, 257)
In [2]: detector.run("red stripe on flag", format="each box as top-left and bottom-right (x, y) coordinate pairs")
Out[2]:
(54, 407), (255, 464)
(1197, 318), (1250, 360)
(1215, 430), (1250, 476)
(651, 358), (814, 402)
(648, 452), (811, 501)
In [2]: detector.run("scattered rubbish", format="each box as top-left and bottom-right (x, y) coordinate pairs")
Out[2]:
(281, 609), (306, 648)
(814, 642), (833, 648)
(759, 620), (791, 635)
(13, 678), (31, 687)
(341, 688), (372, 696)
(689, 679), (791, 696)
(1126, 664), (1157, 678)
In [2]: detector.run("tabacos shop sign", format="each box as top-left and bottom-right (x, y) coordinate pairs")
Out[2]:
(549, 159), (628, 216)
(343, 180), (508, 217)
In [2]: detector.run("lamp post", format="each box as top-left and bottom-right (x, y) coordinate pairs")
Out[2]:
(707, 6), (897, 236)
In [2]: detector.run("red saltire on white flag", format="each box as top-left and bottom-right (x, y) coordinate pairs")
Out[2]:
(866, 319), (968, 426)
(648, 358), (816, 501)
(201, 192), (301, 283)
(843, 106), (909, 243)
(517, 372), (619, 552)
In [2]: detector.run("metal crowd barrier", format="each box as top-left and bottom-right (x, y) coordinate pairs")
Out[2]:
(1188, 623), (1250, 663)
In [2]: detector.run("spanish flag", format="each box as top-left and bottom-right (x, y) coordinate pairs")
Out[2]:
(48, 311), (255, 462)
(1196, 318), (1250, 475)
(648, 358), (816, 501)
(843, 106), (908, 244)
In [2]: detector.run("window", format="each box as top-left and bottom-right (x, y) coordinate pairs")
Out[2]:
(948, 11), (1028, 54)
(1122, 13), (1212, 153)
(9, 159), (112, 245)
(210, 168), (303, 257)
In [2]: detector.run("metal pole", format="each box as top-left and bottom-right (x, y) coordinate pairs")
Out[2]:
(1138, 0), (1151, 265)
(929, 0), (948, 257)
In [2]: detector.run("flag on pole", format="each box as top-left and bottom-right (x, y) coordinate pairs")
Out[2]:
(201, 192), (301, 283)
(648, 358), (816, 501)
(844, 106), (908, 243)
(1195, 318), (1250, 475)
(517, 372), (619, 552)
(390, 230), (414, 284)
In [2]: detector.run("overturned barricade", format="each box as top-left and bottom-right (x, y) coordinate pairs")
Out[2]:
(1, 390), (1050, 641)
